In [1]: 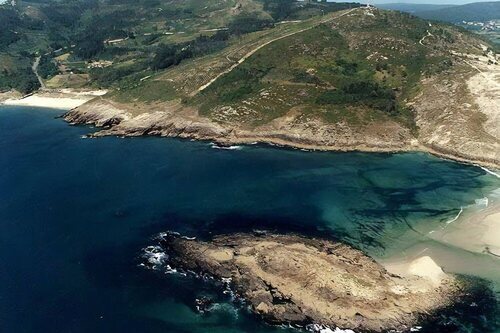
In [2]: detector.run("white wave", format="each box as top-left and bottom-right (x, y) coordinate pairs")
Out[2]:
(210, 143), (243, 150)
(157, 231), (179, 240)
(446, 207), (464, 224)
(475, 197), (489, 207)
(142, 245), (167, 268)
(480, 166), (500, 179)
(306, 324), (355, 333)
(164, 264), (177, 274)
(410, 327), (422, 332)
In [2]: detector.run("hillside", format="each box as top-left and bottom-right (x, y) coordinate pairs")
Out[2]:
(62, 6), (500, 168)
(0, 0), (360, 94)
(1, 2), (498, 168)
(415, 1), (500, 23)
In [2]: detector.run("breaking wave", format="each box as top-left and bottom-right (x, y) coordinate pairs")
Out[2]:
(210, 143), (243, 150)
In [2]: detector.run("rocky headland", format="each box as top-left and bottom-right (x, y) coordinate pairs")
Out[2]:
(159, 232), (471, 332)
(60, 7), (500, 169)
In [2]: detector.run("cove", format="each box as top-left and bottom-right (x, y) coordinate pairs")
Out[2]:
(1, 106), (499, 333)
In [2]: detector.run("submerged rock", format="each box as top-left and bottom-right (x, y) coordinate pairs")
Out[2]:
(160, 232), (467, 332)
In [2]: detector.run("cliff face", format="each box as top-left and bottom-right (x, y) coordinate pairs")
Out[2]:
(65, 98), (413, 152)
(63, 7), (500, 168)
(412, 50), (500, 168)
(160, 233), (464, 332)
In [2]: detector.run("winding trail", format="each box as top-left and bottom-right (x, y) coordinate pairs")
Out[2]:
(196, 7), (359, 94)
(32, 56), (45, 90)
(419, 30), (433, 46)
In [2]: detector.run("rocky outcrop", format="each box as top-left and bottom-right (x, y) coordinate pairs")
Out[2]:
(65, 98), (415, 153)
(0, 90), (22, 103)
(63, 91), (500, 168)
(64, 99), (131, 128)
(161, 233), (466, 332)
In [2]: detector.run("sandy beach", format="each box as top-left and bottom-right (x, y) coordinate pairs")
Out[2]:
(380, 188), (500, 293)
(383, 256), (447, 288)
(429, 199), (500, 256)
(1, 90), (106, 109)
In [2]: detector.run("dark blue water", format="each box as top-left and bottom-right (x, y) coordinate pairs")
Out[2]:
(1, 106), (499, 333)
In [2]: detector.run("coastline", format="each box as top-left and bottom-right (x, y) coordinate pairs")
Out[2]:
(0, 89), (107, 110)
(3, 92), (499, 170)
(158, 232), (467, 332)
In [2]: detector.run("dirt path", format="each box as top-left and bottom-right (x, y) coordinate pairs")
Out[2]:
(463, 59), (500, 89)
(196, 7), (359, 94)
(419, 30), (433, 46)
(32, 56), (46, 90)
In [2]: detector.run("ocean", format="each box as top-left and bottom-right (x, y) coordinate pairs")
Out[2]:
(1, 106), (498, 332)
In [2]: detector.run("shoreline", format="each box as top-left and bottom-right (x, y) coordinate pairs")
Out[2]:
(0, 89), (107, 110)
(206, 136), (500, 171)
(2, 92), (499, 170)
(158, 232), (466, 332)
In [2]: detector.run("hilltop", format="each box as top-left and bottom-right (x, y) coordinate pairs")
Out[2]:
(1, 2), (499, 168)
(63, 6), (500, 168)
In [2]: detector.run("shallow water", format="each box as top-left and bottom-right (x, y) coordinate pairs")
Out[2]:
(1, 106), (499, 332)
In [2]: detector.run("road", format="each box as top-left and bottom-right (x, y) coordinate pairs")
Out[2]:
(419, 30), (433, 46)
(32, 56), (46, 90)
(196, 7), (359, 94)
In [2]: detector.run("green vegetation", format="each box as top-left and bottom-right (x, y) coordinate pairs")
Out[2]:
(0, 0), (362, 93)
(193, 9), (441, 129)
(1, 0), (491, 139)
(0, 54), (40, 94)
(0, 67), (40, 94)
(37, 55), (60, 79)
(151, 32), (230, 71)
(105, 7), (473, 133)
(262, 0), (361, 21)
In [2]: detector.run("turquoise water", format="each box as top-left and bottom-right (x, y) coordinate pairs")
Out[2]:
(1, 106), (499, 332)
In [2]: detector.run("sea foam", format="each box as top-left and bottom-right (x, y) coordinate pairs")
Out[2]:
(210, 143), (243, 150)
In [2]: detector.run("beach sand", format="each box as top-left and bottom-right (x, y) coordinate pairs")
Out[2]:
(1, 90), (106, 109)
(381, 198), (500, 293)
(431, 201), (500, 256)
(382, 256), (447, 290)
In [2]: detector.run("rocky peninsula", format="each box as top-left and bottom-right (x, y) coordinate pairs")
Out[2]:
(59, 7), (500, 170)
(160, 232), (468, 332)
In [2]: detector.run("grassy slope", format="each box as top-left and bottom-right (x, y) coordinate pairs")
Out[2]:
(0, 0), (272, 92)
(181, 9), (459, 130)
(3, 2), (492, 141)
(110, 7), (490, 135)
